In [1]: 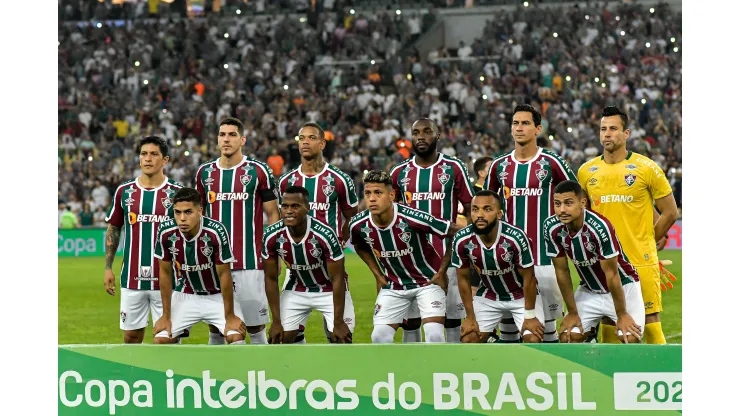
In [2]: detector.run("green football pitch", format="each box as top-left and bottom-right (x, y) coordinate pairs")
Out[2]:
(58, 251), (682, 345)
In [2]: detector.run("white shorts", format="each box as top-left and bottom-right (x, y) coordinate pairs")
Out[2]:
(404, 269), (463, 320)
(233, 270), (269, 326)
(155, 291), (244, 338)
(120, 288), (162, 331)
(280, 290), (356, 333)
(535, 265), (563, 317)
(374, 285), (446, 325)
(575, 281), (645, 336)
(474, 295), (545, 335)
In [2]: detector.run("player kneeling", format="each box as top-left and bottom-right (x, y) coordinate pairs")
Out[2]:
(544, 181), (644, 344)
(263, 186), (353, 344)
(452, 191), (544, 343)
(152, 188), (246, 344)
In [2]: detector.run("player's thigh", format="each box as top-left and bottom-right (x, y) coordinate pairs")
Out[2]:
(201, 293), (244, 336)
(404, 297), (421, 320)
(605, 282), (646, 335)
(155, 292), (201, 339)
(415, 285), (447, 320)
(314, 291), (351, 333)
(279, 291), (313, 332)
(535, 265), (563, 312)
(573, 287), (603, 333)
(445, 268), (466, 319)
(233, 270), (269, 326)
(120, 288), (152, 331)
(635, 264), (662, 315)
(148, 290), (164, 323)
(473, 296), (506, 333)
(374, 289), (414, 326)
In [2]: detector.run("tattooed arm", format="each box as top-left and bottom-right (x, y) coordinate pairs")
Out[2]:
(104, 224), (122, 296)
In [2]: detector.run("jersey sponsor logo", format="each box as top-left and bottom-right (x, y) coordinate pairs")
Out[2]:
(404, 191), (447, 201)
(503, 187), (544, 198)
(499, 159), (511, 169)
(208, 191), (250, 202)
(373, 247), (414, 258)
(310, 202), (330, 211)
(291, 263), (323, 271)
(200, 234), (213, 257)
(481, 265), (515, 276)
(588, 166), (599, 172)
(586, 217), (610, 243)
(625, 164), (638, 170)
(180, 262), (213, 272)
(592, 194), (635, 206)
(624, 173), (637, 187)
(128, 213), (170, 224)
(572, 257), (598, 267)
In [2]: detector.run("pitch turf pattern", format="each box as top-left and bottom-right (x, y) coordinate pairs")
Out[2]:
(58, 251), (682, 345)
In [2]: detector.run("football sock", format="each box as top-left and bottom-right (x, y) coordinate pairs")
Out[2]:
(600, 324), (621, 344)
(248, 329), (267, 345)
(371, 325), (396, 344)
(498, 318), (521, 342)
(445, 326), (462, 343)
(208, 333), (226, 345)
(644, 322), (666, 344)
(423, 323), (445, 343)
(294, 338), (307, 344)
(402, 328), (422, 343)
(543, 319), (559, 343)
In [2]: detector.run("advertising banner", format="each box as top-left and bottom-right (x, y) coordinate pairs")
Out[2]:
(665, 220), (682, 250)
(58, 229), (123, 257)
(59, 344), (681, 415)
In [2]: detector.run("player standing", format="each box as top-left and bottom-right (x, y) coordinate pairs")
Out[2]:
(473, 157), (493, 193)
(152, 188), (246, 344)
(482, 104), (577, 343)
(389, 118), (475, 343)
(350, 170), (461, 343)
(278, 122), (358, 343)
(578, 107), (678, 344)
(104, 136), (183, 343)
(453, 191), (544, 343)
(195, 117), (281, 345)
(543, 181), (644, 343)
(262, 186), (353, 344)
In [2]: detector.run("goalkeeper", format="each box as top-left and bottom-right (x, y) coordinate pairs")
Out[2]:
(577, 106), (679, 344)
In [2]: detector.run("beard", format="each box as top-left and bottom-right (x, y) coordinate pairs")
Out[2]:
(413, 140), (437, 158)
(472, 219), (498, 235)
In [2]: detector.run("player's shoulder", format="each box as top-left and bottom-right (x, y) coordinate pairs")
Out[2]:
(349, 210), (371, 228)
(203, 216), (227, 231)
(629, 152), (666, 176)
(158, 218), (178, 234)
(326, 164), (354, 183)
(389, 157), (413, 176)
(310, 216), (336, 235)
(453, 224), (474, 242)
(397, 202), (430, 219)
(196, 158), (218, 171)
(578, 156), (602, 175)
(245, 156), (271, 173)
(490, 151), (512, 166)
(114, 178), (137, 191)
(540, 148), (573, 168)
(264, 220), (286, 236)
(542, 214), (562, 233)
(501, 221), (527, 239)
(440, 153), (468, 170)
(279, 167), (300, 184)
(584, 208), (613, 228)
(166, 178), (185, 189)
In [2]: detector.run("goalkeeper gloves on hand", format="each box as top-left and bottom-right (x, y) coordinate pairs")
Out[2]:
(658, 260), (677, 291)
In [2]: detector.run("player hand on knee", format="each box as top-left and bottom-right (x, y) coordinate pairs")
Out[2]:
(616, 313), (642, 344)
(153, 316), (172, 339)
(268, 322), (284, 344)
(559, 312), (583, 343)
(331, 320), (353, 344)
(430, 271), (448, 294)
(460, 317), (480, 341)
(225, 315), (247, 337)
(658, 260), (677, 291)
(521, 318), (544, 342)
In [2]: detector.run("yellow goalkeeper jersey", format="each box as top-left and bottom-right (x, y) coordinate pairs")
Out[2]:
(577, 152), (673, 267)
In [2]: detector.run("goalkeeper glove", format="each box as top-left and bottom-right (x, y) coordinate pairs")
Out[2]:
(658, 259), (677, 291)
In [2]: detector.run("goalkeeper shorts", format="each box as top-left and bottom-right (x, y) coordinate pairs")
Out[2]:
(635, 264), (662, 315)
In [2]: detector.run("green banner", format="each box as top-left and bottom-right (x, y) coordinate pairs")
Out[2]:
(58, 345), (681, 415)
(58, 228), (123, 257)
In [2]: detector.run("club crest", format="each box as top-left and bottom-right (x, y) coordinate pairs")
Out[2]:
(200, 234), (213, 257)
(437, 172), (450, 185)
(397, 220), (411, 243)
(535, 159), (549, 183)
(309, 236), (323, 258)
(288, 175), (299, 186)
(240, 173), (252, 186)
(360, 224), (374, 244)
(624, 173), (637, 187)
(120, 311), (126, 323)
(124, 187), (136, 207)
(465, 240), (478, 262)
(500, 240), (513, 263)
(162, 188), (176, 209)
(276, 234), (288, 257)
(321, 176), (335, 196)
(585, 239), (597, 253)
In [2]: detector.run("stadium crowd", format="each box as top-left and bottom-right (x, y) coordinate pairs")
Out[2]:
(58, 0), (682, 227)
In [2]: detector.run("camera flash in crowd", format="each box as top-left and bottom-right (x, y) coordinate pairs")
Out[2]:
(143, 80), (149, 85)
(184, 151), (190, 157)
(371, 60), (376, 65)
(88, 156), (93, 161)
(236, 9), (241, 15)
(479, 76), (485, 81)
(283, 85), (289, 90)
(553, 32), (558, 38)
(396, 10), (402, 15)
(523, 1), (529, 7)
(135, 61), (140, 67)
(224, 64), (229, 69)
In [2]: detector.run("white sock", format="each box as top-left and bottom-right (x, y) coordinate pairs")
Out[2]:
(294, 338), (307, 344)
(544, 319), (559, 343)
(445, 326), (461, 343)
(498, 320), (521, 342)
(230, 340), (246, 345)
(371, 325), (397, 344)
(209, 333), (226, 345)
(248, 329), (267, 345)
(423, 322), (445, 343)
(175, 338), (182, 344)
(402, 328), (422, 343)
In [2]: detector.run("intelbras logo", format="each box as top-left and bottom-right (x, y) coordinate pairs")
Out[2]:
(208, 191), (250, 202)
(128, 213), (170, 224)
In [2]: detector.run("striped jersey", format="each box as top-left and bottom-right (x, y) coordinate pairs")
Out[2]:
(390, 153), (475, 256)
(483, 147), (576, 266)
(105, 177), (183, 290)
(451, 222), (534, 301)
(278, 163), (358, 241)
(195, 156), (278, 271)
(261, 216), (345, 293)
(349, 203), (451, 290)
(153, 217), (235, 295)
(542, 209), (639, 293)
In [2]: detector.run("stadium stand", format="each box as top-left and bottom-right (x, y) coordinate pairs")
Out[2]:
(58, 0), (681, 226)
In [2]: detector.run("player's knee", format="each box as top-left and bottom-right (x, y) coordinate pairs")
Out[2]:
(401, 318), (421, 331)
(522, 334), (541, 344)
(622, 335), (642, 344)
(153, 335), (176, 344)
(123, 330), (144, 344)
(247, 325), (265, 334)
(444, 318), (461, 329)
(423, 322), (445, 343)
(461, 332), (480, 343)
(226, 334), (245, 344)
(560, 332), (587, 343)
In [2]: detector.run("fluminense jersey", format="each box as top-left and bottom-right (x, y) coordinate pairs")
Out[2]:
(195, 156), (278, 271)
(106, 177), (183, 290)
(261, 216), (345, 293)
(483, 147), (576, 266)
(154, 217), (235, 295)
(390, 153), (475, 256)
(349, 203), (451, 290)
(278, 163), (358, 241)
(577, 152), (673, 267)
(543, 209), (639, 293)
(451, 222), (534, 301)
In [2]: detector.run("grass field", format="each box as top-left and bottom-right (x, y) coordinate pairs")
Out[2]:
(58, 250), (682, 345)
